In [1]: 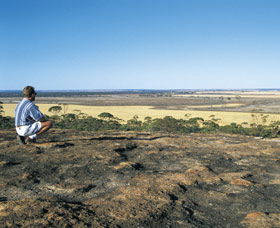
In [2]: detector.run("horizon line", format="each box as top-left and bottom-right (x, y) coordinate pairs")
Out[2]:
(1, 88), (280, 92)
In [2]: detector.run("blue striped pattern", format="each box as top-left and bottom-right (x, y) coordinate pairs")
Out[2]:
(15, 99), (43, 126)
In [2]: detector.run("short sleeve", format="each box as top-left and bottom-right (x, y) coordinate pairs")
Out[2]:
(29, 104), (44, 121)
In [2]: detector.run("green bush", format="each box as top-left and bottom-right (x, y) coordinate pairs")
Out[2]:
(148, 116), (182, 132)
(53, 113), (121, 131)
(220, 123), (251, 135)
(123, 115), (143, 130)
(98, 112), (115, 120)
(201, 120), (220, 132)
(48, 105), (62, 115)
(0, 101), (14, 129)
(0, 101), (3, 116)
(0, 116), (14, 129)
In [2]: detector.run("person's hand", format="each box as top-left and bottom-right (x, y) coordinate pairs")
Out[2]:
(39, 116), (48, 122)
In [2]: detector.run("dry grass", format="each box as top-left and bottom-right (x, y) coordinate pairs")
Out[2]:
(3, 103), (280, 125)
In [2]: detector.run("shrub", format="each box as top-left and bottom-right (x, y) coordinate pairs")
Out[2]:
(54, 113), (121, 131)
(0, 101), (3, 116)
(148, 116), (182, 132)
(0, 116), (14, 129)
(48, 105), (62, 115)
(126, 115), (142, 129)
(220, 123), (251, 135)
(98, 112), (115, 120)
(0, 101), (14, 129)
(201, 120), (220, 132)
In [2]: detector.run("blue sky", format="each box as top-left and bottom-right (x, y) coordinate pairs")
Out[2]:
(0, 0), (280, 90)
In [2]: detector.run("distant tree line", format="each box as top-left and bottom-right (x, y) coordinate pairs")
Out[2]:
(0, 90), (180, 98)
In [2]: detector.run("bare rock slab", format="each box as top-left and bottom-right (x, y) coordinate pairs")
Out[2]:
(0, 129), (279, 227)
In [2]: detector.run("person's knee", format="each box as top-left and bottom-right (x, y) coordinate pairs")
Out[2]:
(47, 120), (53, 128)
(40, 120), (53, 129)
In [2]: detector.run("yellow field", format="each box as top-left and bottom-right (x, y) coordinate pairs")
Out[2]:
(3, 103), (280, 125)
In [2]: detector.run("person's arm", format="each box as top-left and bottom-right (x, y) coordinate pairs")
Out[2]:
(29, 104), (46, 122)
(39, 115), (48, 122)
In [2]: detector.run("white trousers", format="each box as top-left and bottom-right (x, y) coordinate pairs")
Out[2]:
(16, 122), (42, 136)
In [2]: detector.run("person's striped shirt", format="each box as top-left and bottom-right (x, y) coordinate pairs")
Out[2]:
(15, 99), (44, 126)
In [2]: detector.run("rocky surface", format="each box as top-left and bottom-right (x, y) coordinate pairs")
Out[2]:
(0, 129), (279, 227)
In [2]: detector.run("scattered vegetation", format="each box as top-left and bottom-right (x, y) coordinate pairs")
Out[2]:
(0, 101), (14, 129)
(1, 104), (280, 138)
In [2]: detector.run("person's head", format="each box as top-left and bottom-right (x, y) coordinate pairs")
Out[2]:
(23, 86), (37, 101)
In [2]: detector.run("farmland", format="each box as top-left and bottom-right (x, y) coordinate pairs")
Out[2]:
(1, 89), (280, 125)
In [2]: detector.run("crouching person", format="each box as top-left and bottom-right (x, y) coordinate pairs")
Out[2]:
(15, 86), (53, 144)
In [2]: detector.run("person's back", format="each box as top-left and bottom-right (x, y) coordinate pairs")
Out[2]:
(15, 98), (43, 127)
(15, 86), (52, 144)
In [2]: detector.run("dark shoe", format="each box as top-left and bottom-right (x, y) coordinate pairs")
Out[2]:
(25, 137), (37, 144)
(16, 135), (26, 145)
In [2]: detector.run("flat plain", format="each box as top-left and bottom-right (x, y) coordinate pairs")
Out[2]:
(2, 90), (280, 125)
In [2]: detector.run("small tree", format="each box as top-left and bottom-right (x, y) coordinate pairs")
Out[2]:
(185, 113), (191, 119)
(149, 116), (181, 132)
(144, 116), (152, 124)
(58, 103), (68, 114)
(61, 113), (77, 122)
(98, 112), (115, 120)
(48, 105), (62, 115)
(73, 109), (81, 115)
(127, 115), (142, 128)
(0, 101), (3, 116)
(187, 117), (204, 125)
(0, 101), (14, 129)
